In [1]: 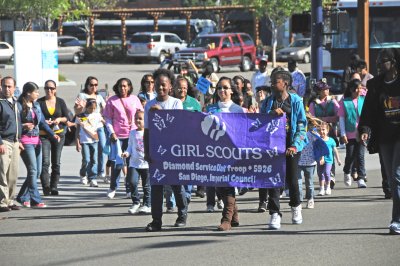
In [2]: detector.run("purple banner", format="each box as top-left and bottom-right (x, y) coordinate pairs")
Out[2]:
(149, 110), (286, 188)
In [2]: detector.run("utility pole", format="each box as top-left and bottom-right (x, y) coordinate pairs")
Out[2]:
(357, 0), (369, 67)
(311, 0), (323, 81)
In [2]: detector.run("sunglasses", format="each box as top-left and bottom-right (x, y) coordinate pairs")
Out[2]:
(145, 80), (154, 84)
(89, 83), (98, 87)
(44, 86), (56, 90)
(217, 86), (231, 91)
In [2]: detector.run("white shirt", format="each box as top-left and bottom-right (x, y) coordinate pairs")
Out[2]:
(218, 100), (244, 113)
(144, 96), (183, 129)
(76, 113), (103, 143)
(251, 70), (271, 94)
(125, 129), (148, 169)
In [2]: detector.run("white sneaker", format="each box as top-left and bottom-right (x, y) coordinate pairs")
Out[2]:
(325, 187), (331, 195)
(291, 205), (303, 224)
(103, 175), (111, 184)
(358, 179), (367, 188)
(206, 205), (214, 212)
(81, 176), (88, 185)
(306, 199), (314, 209)
(128, 204), (140, 214)
(318, 188), (325, 196)
(344, 173), (352, 187)
(284, 189), (290, 198)
(90, 179), (98, 187)
(138, 205), (151, 214)
(217, 200), (224, 209)
(106, 189), (115, 199)
(268, 213), (281, 230)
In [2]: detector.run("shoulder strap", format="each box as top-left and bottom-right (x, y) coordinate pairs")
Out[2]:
(120, 98), (132, 125)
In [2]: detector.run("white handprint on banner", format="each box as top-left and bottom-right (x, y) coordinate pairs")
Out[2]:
(251, 118), (262, 129)
(266, 119), (280, 135)
(166, 113), (175, 123)
(157, 145), (167, 155)
(152, 113), (175, 131)
(152, 169), (166, 182)
(153, 114), (166, 131)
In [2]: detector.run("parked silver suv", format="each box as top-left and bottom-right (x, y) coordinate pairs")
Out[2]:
(58, 36), (84, 64)
(127, 32), (187, 63)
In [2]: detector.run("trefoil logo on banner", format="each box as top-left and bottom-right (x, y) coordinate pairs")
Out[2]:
(201, 115), (226, 141)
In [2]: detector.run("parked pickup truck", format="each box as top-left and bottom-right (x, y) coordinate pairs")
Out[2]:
(172, 33), (256, 72)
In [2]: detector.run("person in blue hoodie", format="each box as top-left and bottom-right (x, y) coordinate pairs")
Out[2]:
(16, 82), (60, 208)
(260, 67), (308, 230)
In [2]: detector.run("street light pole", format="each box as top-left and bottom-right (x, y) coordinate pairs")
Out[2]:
(311, 0), (323, 81)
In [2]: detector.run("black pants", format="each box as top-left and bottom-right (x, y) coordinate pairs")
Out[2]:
(40, 134), (65, 191)
(268, 152), (301, 215)
(151, 184), (187, 224)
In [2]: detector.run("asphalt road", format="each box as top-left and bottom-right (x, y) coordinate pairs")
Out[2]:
(0, 63), (398, 266)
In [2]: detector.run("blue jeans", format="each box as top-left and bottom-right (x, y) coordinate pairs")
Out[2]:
(97, 126), (107, 176)
(343, 139), (366, 179)
(128, 167), (151, 207)
(184, 185), (192, 201)
(380, 140), (400, 224)
(110, 138), (129, 191)
(79, 142), (98, 180)
(40, 134), (65, 191)
(165, 185), (176, 208)
(17, 144), (43, 204)
(151, 184), (188, 224)
(298, 165), (316, 200)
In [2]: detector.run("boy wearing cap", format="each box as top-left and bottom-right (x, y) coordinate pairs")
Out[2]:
(251, 56), (271, 95)
(288, 60), (306, 98)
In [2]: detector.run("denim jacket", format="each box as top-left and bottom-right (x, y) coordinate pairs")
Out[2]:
(261, 92), (308, 152)
(18, 101), (54, 138)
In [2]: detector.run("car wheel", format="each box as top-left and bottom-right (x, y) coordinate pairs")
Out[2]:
(240, 56), (251, 72)
(158, 51), (166, 64)
(303, 53), (310, 64)
(210, 58), (219, 73)
(73, 53), (81, 64)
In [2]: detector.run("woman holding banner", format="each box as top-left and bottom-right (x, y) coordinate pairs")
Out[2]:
(260, 67), (308, 230)
(206, 76), (244, 231)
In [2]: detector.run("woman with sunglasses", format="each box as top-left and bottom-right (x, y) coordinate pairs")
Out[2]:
(74, 76), (107, 185)
(37, 80), (69, 196)
(206, 77), (243, 231)
(138, 74), (156, 101)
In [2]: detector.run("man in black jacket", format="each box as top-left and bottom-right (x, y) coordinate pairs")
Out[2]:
(0, 76), (22, 212)
(359, 48), (400, 235)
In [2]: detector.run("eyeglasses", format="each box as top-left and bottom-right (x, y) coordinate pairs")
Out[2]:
(145, 80), (154, 84)
(217, 86), (231, 91)
(177, 87), (187, 92)
(89, 83), (98, 87)
(44, 86), (56, 90)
